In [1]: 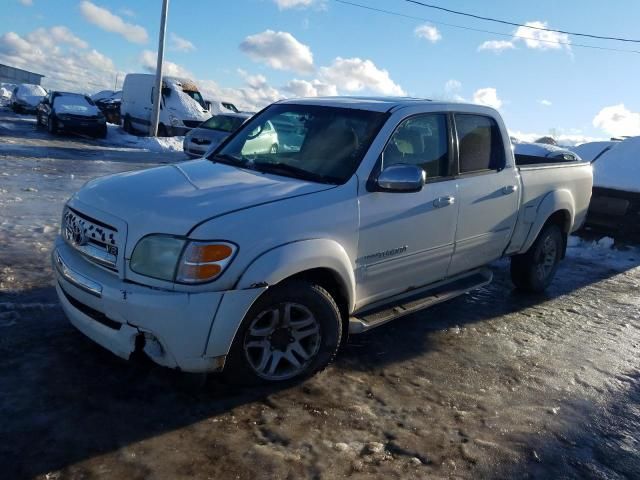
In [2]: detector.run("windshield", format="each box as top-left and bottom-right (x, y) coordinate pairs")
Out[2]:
(201, 115), (246, 132)
(183, 89), (206, 109)
(211, 104), (388, 184)
(53, 95), (95, 113)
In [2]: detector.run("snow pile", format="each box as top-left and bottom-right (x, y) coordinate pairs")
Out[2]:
(566, 235), (639, 270)
(570, 141), (617, 162)
(514, 142), (575, 157)
(0, 88), (11, 107)
(103, 124), (184, 153)
(592, 136), (640, 192)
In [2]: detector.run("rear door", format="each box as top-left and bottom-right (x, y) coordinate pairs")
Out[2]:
(448, 113), (519, 276)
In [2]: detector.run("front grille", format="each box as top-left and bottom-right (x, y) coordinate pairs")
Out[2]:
(183, 120), (202, 128)
(63, 207), (120, 271)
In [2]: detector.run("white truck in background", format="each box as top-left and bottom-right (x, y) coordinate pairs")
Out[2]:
(53, 97), (593, 384)
(120, 74), (210, 136)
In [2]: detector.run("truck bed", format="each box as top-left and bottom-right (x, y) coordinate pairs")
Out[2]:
(506, 162), (593, 255)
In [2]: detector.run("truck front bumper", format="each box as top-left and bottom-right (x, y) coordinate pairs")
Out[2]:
(52, 239), (266, 372)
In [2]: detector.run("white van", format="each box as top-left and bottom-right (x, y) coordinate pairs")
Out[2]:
(120, 74), (210, 136)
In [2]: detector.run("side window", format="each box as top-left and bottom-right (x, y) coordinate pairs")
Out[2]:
(455, 114), (506, 173)
(382, 113), (450, 180)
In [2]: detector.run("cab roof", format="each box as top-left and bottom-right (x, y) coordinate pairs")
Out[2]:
(276, 96), (495, 114)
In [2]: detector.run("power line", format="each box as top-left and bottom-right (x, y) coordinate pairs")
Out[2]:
(334, 0), (640, 55)
(402, 0), (640, 44)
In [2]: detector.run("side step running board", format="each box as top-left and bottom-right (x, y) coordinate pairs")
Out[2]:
(349, 268), (493, 334)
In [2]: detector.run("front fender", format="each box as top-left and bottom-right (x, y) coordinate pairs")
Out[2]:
(521, 189), (575, 253)
(236, 239), (356, 312)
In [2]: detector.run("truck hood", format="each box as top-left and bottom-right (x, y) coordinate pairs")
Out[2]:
(71, 159), (334, 242)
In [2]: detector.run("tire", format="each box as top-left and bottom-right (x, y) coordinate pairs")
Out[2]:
(95, 126), (107, 139)
(123, 116), (133, 134)
(224, 280), (342, 385)
(270, 143), (279, 154)
(511, 223), (563, 292)
(47, 115), (58, 135)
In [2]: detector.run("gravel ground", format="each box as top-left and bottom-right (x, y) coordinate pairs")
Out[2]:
(1, 110), (639, 480)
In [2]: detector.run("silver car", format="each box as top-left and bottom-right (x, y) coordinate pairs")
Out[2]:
(183, 113), (280, 158)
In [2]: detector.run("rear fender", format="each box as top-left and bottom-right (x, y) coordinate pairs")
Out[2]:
(521, 189), (574, 253)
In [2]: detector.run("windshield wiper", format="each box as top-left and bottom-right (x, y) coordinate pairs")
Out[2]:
(252, 160), (338, 184)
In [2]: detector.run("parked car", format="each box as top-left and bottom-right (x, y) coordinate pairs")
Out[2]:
(204, 99), (240, 114)
(513, 142), (583, 165)
(583, 136), (640, 238)
(184, 113), (252, 158)
(37, 91), (107, 138)
(11, 83), (47, 114)
(120, 74), (209, 136)
(52, 97), (592, 383)
(94, 91), (122, 125)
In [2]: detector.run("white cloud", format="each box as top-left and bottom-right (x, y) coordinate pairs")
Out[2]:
(240, 30), (314, 74)
(19, 0), (33, 6)
(472, 87), (502, 109)
(320, 57), (405, 96)
(414, 24), (442, 43)
(170, 33), (195, 52)
(479, 20), (571, 54)
(445, 79), (462, 93)
(0, 27), (118, 92)
(139, 50), (192, 78)
(79, 1), (148, 44)
(273, 0), (317, 9)
(284, 78), (338, 97)
(478, 40), (515, 53)
(539, 99), (552, 107)
(119, 7), (135, 17)
(514, 21), (570, 51)
(593, 104), (640, 137)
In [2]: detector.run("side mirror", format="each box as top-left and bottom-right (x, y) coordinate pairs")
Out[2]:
(376, 164), (425, 193)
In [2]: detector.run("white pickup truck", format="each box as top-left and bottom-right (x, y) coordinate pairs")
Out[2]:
(53, 97), (593, 383)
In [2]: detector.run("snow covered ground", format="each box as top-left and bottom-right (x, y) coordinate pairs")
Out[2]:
(104, 123), (184, 153)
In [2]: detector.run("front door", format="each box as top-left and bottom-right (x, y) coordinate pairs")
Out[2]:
(356, 113), (459, 308)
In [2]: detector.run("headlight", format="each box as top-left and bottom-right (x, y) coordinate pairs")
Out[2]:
(130, 235), (236, 283)
(169, 114), (180, 126)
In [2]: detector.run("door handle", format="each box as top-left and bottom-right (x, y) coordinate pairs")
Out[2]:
(433, 196), (455, 208)
(502, 185), (518, 195)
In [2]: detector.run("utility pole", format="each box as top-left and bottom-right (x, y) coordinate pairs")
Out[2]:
(150, 0), (169, 136)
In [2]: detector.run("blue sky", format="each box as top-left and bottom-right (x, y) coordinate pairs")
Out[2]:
(2, 0), (640, 142)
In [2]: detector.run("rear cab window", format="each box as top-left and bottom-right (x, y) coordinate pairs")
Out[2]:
(455, 114), (506, 174)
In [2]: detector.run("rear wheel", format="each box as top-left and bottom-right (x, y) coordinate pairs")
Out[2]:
(511, 223), (563, 292)
(225, 281), (342, 385)
(96, 126), (107, 139)
(47, 115), (58, 134)
(123, 115), (133, 134)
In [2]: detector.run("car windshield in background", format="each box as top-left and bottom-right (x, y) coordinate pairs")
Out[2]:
(212, 104), (388, 184)
(54, 95), (95, 114)
(201, 115), (246, 132)
(183, 89), (206, 108)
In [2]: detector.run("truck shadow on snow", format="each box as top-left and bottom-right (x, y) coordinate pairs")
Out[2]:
(1, 253), (638, 478)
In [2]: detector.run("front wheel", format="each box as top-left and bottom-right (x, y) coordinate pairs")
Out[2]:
(511, 224), (563, 292)
(47, 115), (58, 134)
(225, 281), (342, 384)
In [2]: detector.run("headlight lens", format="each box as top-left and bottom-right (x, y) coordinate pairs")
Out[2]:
(169, 114), (180, 126)
(130, 235), (185, 281)
(130, 236), (236, 283)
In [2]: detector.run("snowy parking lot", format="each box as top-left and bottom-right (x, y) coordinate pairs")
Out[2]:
(1, 109), (640, 479)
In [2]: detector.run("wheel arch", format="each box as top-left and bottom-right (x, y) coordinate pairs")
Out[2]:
(521, 189), (575, 255)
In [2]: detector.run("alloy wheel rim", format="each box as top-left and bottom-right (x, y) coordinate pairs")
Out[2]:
(536, 235), (557, 280)
(243, 302), (321, 381)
